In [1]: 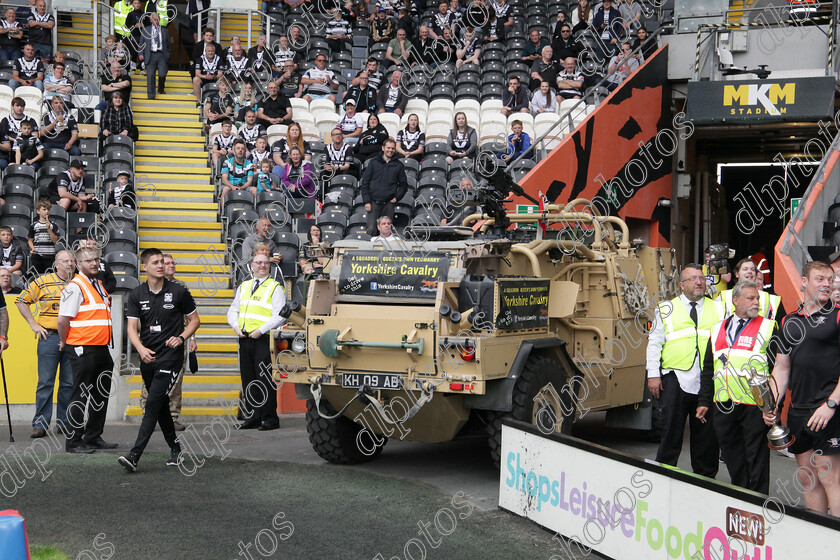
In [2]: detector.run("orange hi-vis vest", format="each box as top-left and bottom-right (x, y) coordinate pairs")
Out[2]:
(66, 273), (112, 346)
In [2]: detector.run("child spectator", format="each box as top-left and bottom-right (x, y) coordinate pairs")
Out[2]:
(107, 170), (135, 209)
(27, 199), (59, 274)
(531, 80), (558, 115)
(0, 225), (24, 275)
(212, 118), (236, 166)
(0, 97), (38, 148)
(14, 120), (43, 169)
(254, 158), (274, 195)
(238, 109), (265, 151)
(500, 120), (531, 163)
(248, 136), (271, 168)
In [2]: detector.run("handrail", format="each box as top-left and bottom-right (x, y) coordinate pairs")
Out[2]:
(507, 24), (672, 171)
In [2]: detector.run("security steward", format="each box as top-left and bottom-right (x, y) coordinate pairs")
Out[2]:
(647, 263), (722, 477)
(113, 0), (133, 46)
(227, 253), (286, 431)
(58, 246), (117, 453)
(697, 280), (776, 493)
(119, 248), (200, 472)
(718, 258), (783, 320)
(766, 261), (840, 515)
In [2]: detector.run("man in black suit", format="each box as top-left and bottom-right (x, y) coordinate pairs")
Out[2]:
(138, 13), (170, 99)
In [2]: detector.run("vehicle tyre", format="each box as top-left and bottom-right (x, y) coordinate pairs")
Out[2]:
(487, 355), (575, 467)
(305, 397), (387, 464)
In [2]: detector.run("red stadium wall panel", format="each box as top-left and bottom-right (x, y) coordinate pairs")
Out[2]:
(517, 45), (675, 247)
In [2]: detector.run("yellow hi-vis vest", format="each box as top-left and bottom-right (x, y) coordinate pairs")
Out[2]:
(237, 277), (280, 333)
(658, 296), (724, 371)
(718, 289), (781, 321)
(709, 316), (776, 405)
(145, 0), (170, 27)
(113, 0), (132, 37)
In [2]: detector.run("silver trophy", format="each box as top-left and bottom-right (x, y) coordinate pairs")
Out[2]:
(749, 367), (794, 450)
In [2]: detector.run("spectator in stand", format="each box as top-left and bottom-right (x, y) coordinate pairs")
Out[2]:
(47, 160), (91, 212)
(107, 170), (135, 209)
(620, 0), (644, 35)
(14, 120), (43, 169)
(253, 159), (275, 196)
(372, 8), (394, 43)
(139, 13), (170, 99)
(44, 62), (72, 107)
(187, 0), (209, 43)
(531, 80), (558, 115)
(493, 0), (514, 35)
(395, 113), (424, 161)
(360, 138), (408, 236)
(352, 58), (384, 90)
(191, 28), (222, 76)
(522, 29), (550, 63)
(257, 81), (293, 128)
(203, 78), (235, 129)
(28, 199), (59, 274)
(386, 28), (413, 68)
(192, 44), (226, 101)
(377, 70), (407, 116)
(301, 54), (338, 103)
(0, 97), (37, 153)
(26, 0), (53, 61)
(434, 27), (457, 65)
(47, 52), (74, 85)
(299, 224), (328, 276)
(234, 81), (259, 124)
(356, 113), (389, 163)
(606, 42), (639, 91)
(248, 35), (276, 75)
(0, 8), (23, 61)
(0, 268), (19, 294)
(0, 226), (24, 275)
(412, 26), (435, 66)
(501, 76), (529, 117)
(219, 139), (254, 210)
(336, 99), (364, 145)
(272, 34), (298, 71)
(430, 1), (453, 40)
(125, 0), (147, 65)
(500, 119), (531, 163)
(238, 109), (265, 151)
(529, 45), (558, 91)
(343, 72), (378, 114)
(277, 59), (302, 98)
(225, 45), (250, 86)
(211, 118), (236, 167)
(0, 136), (9, 171)
(10, 43), (45, 91)
(446, 111), (477, 165)
(100, 91), (138, 144)
(455, 26), (481, 68)
(633, 26), (657, 62)
(556, 58), (583, 100)
(40, 96), (80, 155)
(247, 136), (271, 169)
(550, 10), (569, 41)
(326, 9), (352, 53)
(396, 8), (415, 42)
(288, 25), (308, 55)
(322, 128), (355, 179)
(100, 35), (126, 72)
(571, 0), (593, 35)
(113, 0), (133, 55)
(592, 0), (623, 61)
(279, 146), (316, 199)
(221, 36), (241, 59)
(552, 23), (580, 64)
(240, 218), (280, 268)
(99, 61), (131, 111)
(271, 122), (311, 169)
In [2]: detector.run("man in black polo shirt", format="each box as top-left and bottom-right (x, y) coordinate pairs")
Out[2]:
(768, 260), (840, 515)
(256, 81), (293, 128)
(119, 248), (200, 473)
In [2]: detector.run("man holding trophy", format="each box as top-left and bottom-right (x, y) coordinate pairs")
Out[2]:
(768, 261), (840, 515)
(697, 280), (777, 493)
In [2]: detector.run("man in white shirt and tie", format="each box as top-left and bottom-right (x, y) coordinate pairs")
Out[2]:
(138, 13), (170, 99)
(646, 263), (723, 477)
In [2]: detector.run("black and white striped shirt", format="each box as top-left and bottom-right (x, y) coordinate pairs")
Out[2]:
(239, 123), (265, 149)
(325, 18), (351, 38)
(327, 142), (353, 165)
(213, 132), (236, 151)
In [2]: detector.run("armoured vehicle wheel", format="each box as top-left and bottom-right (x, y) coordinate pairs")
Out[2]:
(487, 355), (575, 466)
(305, 397), (388, 464)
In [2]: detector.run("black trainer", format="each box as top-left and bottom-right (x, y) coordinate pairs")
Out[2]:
(118, 454), (138, 473)
(166, 450), (182, 467)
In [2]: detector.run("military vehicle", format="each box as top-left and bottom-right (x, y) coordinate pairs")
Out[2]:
(271, 188), (679, 465)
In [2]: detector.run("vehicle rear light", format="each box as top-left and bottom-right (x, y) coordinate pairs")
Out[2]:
(276, 339), (289, 352)
(464, 384), (474, 391)
(449, 383), (464, 391)
(459, 348), (475, 361)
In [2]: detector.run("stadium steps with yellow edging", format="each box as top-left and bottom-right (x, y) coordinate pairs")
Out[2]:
(56, 11), (95, 51)
(125, 69), (245, 423)
(727, 0), (759, 26)
(219, 11), (263, 44)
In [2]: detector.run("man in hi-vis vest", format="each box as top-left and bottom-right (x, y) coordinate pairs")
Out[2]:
(58, 246), (117, 453)
(717, 258), (783, 321)
(698, 281), (776, 493)
(227, 252), (286, 431)
(113, 0), (133, 42)
(646, 263), (722, 477)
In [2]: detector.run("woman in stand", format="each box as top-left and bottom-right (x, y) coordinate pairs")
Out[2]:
(356, 113), (389, 162)
(99, 91), (138, 145)
(279, 146), (316, 199)
(271, 122), (311, 172)
(395, 113), (425, 161)
(445, 111), (476, 165)
(571, 0), (593, 35)
(299, 224), (329, 275)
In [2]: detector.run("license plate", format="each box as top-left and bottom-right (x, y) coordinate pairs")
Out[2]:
(341, 373), (403, 389)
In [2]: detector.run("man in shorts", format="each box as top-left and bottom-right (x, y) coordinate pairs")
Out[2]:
(768, 260), (840, 515)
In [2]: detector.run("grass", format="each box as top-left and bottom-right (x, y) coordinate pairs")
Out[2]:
(30, 546), (69, 560)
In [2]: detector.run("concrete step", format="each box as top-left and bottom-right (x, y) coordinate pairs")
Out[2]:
(133, 92), (196, 101)
(136, 119), (203, 130)
(138, 140), (207, 150)
(138, 217), (221, 227)
(136, 159), (208, 169)
(141, 274), (230, 290)
(158, 251), (228, 265)
(137, 209), (217, 221)
(139, 176), (213, 187)
(194, 289), (235, 299)
(136, 149), (208, 160)
(139, 231), (223, 243)
(139, 195), (216, 205)
(141, 239), (226, 251)
(195, 352), (239, 365)
(136, 165), (211, 176)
